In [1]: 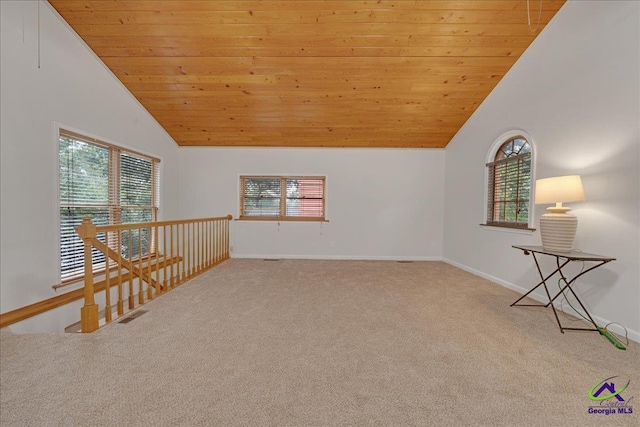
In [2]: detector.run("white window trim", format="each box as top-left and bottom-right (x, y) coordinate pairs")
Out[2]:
(481, 129), (537, 232)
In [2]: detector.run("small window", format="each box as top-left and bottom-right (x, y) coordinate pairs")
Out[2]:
(485, 136), (533, 229)
(239, 176), (325, 221)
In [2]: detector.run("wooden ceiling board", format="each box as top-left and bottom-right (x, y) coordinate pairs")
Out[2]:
(49, 0), (566, 148)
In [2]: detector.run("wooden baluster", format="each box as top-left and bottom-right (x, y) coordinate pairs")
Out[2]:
(211, 220), (216, 265)
(154, 224), (161, 295)
(195, 221), (199, 273)
(191, 221), (195, 276)
(212, 219), (216, 264)
(205, 221), (209, 268)
(117, 229), (124, 316)
(76, 218), (99, 333)
(204, 221), (208, 268)
(204, 221), (211, 268)
(205, 220), (209, 268)
(202, 221), (206, 271)
(170, 224), (175, 288)
(194, 221), (197, 274)
(178, 223), (185, 283)
(138, 227), (144, 305)
(128, 230), (134, 310)
(227, 216), (231, 258)
(215, 220), (219, 263)
(185, 223), (190, 279)
(104, 231), (112, 323)
(214, 220), (217, 266)
(215, 220), (218, 264)
(187, 222), (193, 279)
(163, 225), (168, 289)
(147, 226), (153, 300)
(218, 220), (222, 261)
(212, 220), (217, 264)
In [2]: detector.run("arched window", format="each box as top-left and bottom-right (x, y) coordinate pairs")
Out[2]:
(486, 135), (532, 229)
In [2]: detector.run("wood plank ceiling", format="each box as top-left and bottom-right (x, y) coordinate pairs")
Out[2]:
(49, 1), (566, 148)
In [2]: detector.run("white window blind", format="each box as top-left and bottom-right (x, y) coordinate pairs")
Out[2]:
(240, 176), (325, 221)
(59, 130), (160, 281)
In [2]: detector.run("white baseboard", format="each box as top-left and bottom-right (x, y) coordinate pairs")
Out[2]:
(443, 258), (640, 344)
(231, 254), (443, 261)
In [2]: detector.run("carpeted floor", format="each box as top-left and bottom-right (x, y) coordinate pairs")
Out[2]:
(1, 260), (638, 426)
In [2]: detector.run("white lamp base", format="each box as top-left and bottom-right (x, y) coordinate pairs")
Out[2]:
(539, 212), (578, 252)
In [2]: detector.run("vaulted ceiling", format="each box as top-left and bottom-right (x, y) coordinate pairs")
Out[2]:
(49, 1), (565, 148)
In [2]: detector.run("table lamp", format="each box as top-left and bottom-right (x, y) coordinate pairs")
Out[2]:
(534, 175), (585, 252)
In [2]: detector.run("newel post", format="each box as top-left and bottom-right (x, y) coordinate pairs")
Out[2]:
(76, 217), (99, 333)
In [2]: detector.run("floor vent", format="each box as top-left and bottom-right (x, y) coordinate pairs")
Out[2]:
(119, 309), (149, 324)
(397, 260), (414, 263)
(264, 258), (281, 261)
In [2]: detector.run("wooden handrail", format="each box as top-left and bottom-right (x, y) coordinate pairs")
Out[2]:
(93, 215), (233, 233)
(0, 215), (233, 332)
(92, 239), (160, 289)
(0, 256), (182, 329)
(54, 253), (164, 289)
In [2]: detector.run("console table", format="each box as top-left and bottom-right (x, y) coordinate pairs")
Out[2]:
(511, 245), (615, 333)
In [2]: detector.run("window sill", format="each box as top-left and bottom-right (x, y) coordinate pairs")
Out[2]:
(237, 217), (329, 222)
(479, 224), (535, 235)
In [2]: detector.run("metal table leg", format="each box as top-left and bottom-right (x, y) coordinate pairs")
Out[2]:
(548, 259), (612, 332)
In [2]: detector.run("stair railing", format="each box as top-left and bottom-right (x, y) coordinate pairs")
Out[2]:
(76, 215), (232, 332)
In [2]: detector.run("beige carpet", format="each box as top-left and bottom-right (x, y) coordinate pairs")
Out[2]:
(1, 260), (638, 426)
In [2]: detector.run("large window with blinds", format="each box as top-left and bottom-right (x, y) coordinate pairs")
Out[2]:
(485, 136), (533, 229)
(239, 176), (325, 221)
(59, 130), (160, 281)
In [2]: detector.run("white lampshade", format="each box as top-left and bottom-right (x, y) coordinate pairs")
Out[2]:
(535, 175), (585, 253)
(535, 175), (585, 205)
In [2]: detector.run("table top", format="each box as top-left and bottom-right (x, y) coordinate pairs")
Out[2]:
(512, 245), (616, 262)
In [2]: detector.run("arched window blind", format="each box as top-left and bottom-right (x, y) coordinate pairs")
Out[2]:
(486, 137), (532, 229)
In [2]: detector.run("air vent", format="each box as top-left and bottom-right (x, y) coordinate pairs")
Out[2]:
(264, 259), (281, 261)
(119, 309), (148, 324)
(397, 260), (414, 263)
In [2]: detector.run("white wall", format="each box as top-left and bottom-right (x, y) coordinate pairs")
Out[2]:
(0, 1), (180, 332)
(179, 148), (445, 260)
(443, 1), (640, 339)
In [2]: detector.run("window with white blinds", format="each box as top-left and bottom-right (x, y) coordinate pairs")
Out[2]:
(239, 176), (325, 221)
(485, 137), (532, 229)
(59, 130), (160, 281)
